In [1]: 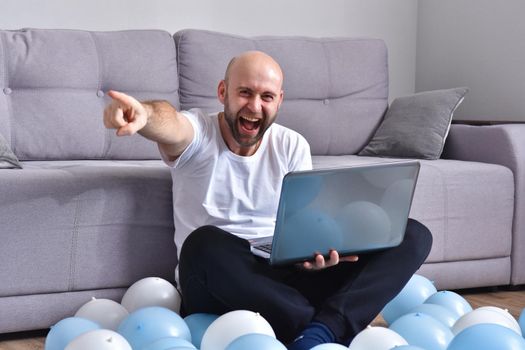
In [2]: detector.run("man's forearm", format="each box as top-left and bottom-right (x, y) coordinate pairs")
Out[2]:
(139, 100), (194, 160)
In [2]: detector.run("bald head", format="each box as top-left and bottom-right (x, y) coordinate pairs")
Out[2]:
(224, 51), (283, 89)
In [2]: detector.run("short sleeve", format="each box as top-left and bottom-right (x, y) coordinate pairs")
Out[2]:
(159, 108), (213, 168)
(289, 134), (313, 172)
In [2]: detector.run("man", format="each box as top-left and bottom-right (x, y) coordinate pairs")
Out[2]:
(104, 51), (432, 348)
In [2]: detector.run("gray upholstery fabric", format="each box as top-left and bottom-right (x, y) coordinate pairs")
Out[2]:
(0, 29), (179, 160)
(444, 124), (525, 285)
(0, 160), (176, 297)
(359, 88), (469, 159)
(0, 288), (126, 334)
(0, 132), (21, 168)
(418, 258), (510, 290)
(174, 29), (388, 156)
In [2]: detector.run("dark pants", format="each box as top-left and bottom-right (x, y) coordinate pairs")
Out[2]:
(178, 218), (432, 344)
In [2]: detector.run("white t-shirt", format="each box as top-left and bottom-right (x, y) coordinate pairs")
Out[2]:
(160, 109), (312, 258)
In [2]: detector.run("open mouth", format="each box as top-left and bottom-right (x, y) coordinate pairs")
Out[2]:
(239, 115), (262, 133)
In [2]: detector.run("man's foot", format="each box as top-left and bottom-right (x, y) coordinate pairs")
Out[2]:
(287, 322), (335, 350)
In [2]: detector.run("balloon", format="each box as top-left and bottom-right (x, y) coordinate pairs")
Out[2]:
(74, 297), (129, 331)
(64, 329), (131, 350)
(142, 336), (196, 350)
(225, 333), (286, 350)
(200, 310), (275, 350)
(448, 323), (525, 350)
(184, 313), (220, 349)
(408, 303), (458, 328)
(423, 290), (472, 319)
(381, 274), (437, 325)
(389, 346), (426, 350)
(389, 313), (453, 350)
(519, 307), (525, 336)
(310, 344), (349, 350)
(45, 317), (100, 350)
(452, 307), (522, 336)
(348, 326), (407, 350)
(117, 307), (191, 350)
(121, 277), (181, 313)
(477, 306), (521, 333)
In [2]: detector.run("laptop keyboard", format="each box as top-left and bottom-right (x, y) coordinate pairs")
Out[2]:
(256, 243), (273, 253)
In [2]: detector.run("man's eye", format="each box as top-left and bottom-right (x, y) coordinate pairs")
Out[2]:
(262, 95), (274, 102)
(239, 91), (250, 97)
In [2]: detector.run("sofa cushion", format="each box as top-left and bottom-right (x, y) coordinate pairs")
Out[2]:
(313, 155), (514, 265)
(0, 132), (21, 168)
(0, 29), (179, 161)
(174, 29), (388, 156)
(359, 87), (469, 159)
(0, 160), (176, 297)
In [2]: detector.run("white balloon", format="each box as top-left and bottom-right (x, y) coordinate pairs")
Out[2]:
(121, 277), (181, 313)
(200, 310), (275, 350)
(452, 308), (522, 336)
(477, 306), (520, 331)
(65, 329), (131, 350)
(74, 298), (129, 331)
(311, 343), (349, 349)
(348, 326), (407, 350)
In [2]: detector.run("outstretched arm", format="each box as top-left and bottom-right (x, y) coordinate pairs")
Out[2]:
(103, 90), (194, 161)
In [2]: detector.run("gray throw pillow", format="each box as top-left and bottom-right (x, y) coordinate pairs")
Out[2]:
(359, 87), (469, 160)
(0, 133), (22, 169)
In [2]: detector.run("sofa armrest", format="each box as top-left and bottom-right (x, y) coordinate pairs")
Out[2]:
(443, 124), (525, 285)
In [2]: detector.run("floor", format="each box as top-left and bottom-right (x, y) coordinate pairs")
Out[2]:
(0, 288), (524, 349)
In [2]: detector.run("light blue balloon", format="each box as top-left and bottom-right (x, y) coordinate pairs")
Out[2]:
(225, 333), (286, 350)
(381, 274), (437, 325)
(447, 323), (525, 350)
(142, 336), (196, 350)
(117, 307), (191, 350)
(409, 303), (458, 328)
(310, 343), (349, 349)
(389, 346), (426, 350)
(519, 307), (525, 336)
(389, 312), (453, 350)
(424, 290), (472, 319)
(44, 317), (100, 350)
(183, 313), (219, 349)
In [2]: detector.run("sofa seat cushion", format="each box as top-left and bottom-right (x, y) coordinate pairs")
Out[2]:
(313, 155), (514, 264)
(0, 160), (176, 297)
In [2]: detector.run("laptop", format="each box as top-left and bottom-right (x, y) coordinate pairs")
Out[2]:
(249, 160), (420, 265)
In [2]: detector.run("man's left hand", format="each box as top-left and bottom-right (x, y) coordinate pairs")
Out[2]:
(300, 250), (359, 271)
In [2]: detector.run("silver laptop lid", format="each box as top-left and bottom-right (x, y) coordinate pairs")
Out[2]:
(269, 161), (420, 265)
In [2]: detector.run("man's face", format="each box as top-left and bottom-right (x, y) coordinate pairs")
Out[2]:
(218, 55), (284, 152)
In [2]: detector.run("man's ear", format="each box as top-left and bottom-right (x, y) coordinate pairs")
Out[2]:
(217, 80), (226, 105)
(277, 90), (284, 109)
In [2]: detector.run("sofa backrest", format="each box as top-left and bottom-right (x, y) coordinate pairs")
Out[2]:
(174, 29), (388, 156)
(0, 29), (179, 160)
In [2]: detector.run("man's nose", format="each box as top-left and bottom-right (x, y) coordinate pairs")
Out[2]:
(247, 96), (262, 113)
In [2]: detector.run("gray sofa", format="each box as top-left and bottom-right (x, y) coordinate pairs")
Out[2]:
(0, 28), (523, 334)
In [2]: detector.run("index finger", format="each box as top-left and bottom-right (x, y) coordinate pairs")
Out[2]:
(108, 90), (138, 109)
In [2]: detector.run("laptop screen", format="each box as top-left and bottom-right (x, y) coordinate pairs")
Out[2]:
(269, 161), (420, 265)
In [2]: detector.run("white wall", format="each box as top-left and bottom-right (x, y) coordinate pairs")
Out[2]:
(417, 0), (525, 122)
(1, 0), (418, 101)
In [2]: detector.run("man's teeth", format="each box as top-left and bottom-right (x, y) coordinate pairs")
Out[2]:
(241, 116), (260, 122)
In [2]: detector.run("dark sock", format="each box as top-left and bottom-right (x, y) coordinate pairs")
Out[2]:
(287, 322), (336, 350)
